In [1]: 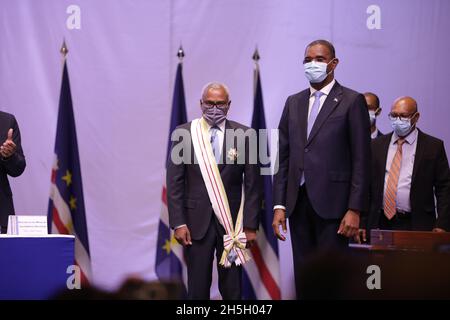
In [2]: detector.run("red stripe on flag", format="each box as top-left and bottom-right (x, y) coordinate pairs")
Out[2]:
(52, 206), (70, 235)
(250, 243), (281, 300)
(51, 169), (57, 184)
(53, 207), (90, 284)
(75, 259), (90, 286)
(162, 186), (167, 207)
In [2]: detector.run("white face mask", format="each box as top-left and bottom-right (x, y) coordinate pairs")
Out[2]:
(369, 110), (378, 126)
(391, 118), (414, 137)
(303, 59), (334, 83)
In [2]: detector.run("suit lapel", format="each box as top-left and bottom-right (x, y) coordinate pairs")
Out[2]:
(306, 82), (343, 146)
(297, 91), (310, 147)
(379, 133), (392, 179)
(411, 129), (425, 184)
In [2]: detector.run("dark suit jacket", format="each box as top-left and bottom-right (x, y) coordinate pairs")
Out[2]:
(367, 130), (450, 231)
(0, 111), (26, 228)
(273, 81), (371, 219)
(167, 120), (262, 240)
(374, 129), (384, 138)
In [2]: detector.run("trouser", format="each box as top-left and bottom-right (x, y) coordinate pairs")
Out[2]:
(186, 215), (242, 300)
(289, 186), (348, 299)
(379, 210), (412, 230)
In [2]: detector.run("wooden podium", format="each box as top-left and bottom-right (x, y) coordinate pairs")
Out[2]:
(369, 229), (450, 252)
(347, 230), (450, 299)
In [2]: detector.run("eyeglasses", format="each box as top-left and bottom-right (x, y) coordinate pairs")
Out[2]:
(388, 112), (417, 122)
(201, 100), (230, 109)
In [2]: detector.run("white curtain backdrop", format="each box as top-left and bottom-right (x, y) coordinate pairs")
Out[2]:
(1, 0), (449, 299)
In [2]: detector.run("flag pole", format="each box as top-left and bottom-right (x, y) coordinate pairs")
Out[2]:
(177, 45), (185, 63)
(60, 40), (68, 81)
(252, 47), (260, 95)
(60, 39), (68, 60)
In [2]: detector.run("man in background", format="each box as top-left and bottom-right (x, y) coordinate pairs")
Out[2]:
(364, 92), (383, 139)
(366, 96), (450, 233)
(0, 111), (26, 233)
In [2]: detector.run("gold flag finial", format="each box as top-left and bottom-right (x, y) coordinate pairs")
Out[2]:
(60, 40), (68, 58)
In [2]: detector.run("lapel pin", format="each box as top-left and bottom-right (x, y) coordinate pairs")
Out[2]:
(334, 98), (338, 102)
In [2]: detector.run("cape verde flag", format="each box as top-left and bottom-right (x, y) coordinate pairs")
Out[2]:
(48, 58), (91, 285)
(243, 55), (281, 299)
(155, 60), (188, 292)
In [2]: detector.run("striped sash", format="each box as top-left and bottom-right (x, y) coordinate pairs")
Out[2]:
(191, 118), (250, 267)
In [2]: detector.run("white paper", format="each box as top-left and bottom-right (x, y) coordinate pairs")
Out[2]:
(7, 215), (48, 236)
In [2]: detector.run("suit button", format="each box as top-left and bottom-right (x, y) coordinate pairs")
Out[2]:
(305, 148), (309, 153)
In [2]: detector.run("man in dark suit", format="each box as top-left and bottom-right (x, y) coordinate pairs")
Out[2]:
(366, 96), (450, 233)
(167, 82), (261, 300)
(364, 92), (384, 139)
(0, 111), (26, 233)
(272, 40), (371, 298)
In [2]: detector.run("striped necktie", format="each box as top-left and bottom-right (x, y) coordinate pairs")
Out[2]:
(384, 138), (406, 220)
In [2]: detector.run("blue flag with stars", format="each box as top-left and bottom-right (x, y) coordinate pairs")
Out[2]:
(48, 59), (91, 284)
(155, 61), (188, 294)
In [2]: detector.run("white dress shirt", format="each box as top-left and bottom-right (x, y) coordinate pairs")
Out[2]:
(274, 80), (336, 211)
(383, 128), (418, 213)
(307, 79), (336, 118)
(371, 128), (379, 139)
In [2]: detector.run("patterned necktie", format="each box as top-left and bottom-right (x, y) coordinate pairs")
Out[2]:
(307, 91), (324, 138)
(210, 126), (220, 163)
(384, 138), (406, 220)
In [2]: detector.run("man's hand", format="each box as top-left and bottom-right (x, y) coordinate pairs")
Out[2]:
(353, 229), (367, 244)
(338, 209), (360, 238)
(0, 129), (16, 159)
(244, 228), (257, 248)
(174, 226), (192, 246)
(272, 209), (287, 241)
(432, 228), (446, 233)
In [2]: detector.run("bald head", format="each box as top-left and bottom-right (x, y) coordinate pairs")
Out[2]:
(391, 96), (418, 115)
(364, 92), (380, 111)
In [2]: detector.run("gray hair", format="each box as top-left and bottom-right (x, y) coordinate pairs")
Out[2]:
(201, 82), (230, 101)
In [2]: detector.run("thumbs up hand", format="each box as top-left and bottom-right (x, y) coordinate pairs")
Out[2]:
(1, 129), (17, 159)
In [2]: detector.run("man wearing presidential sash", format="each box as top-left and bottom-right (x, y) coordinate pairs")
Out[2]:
(167, 82), (262, 300)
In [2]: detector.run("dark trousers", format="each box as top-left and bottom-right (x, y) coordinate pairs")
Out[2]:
(186, 215), (242, 300)
(379, 211), (412, 230)
(1, 226), (6, 234)
(289, 186), (348, 299)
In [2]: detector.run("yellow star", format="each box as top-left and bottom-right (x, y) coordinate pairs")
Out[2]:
(163, 239), (172, 254)
(62, 170), (72, 186)
(162, 235), (181, 254)
(69, 196), (77, 210)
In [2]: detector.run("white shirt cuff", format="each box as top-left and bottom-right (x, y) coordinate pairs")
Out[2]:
(273, 205), (286, 211)
(174, 224), (187, 230)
